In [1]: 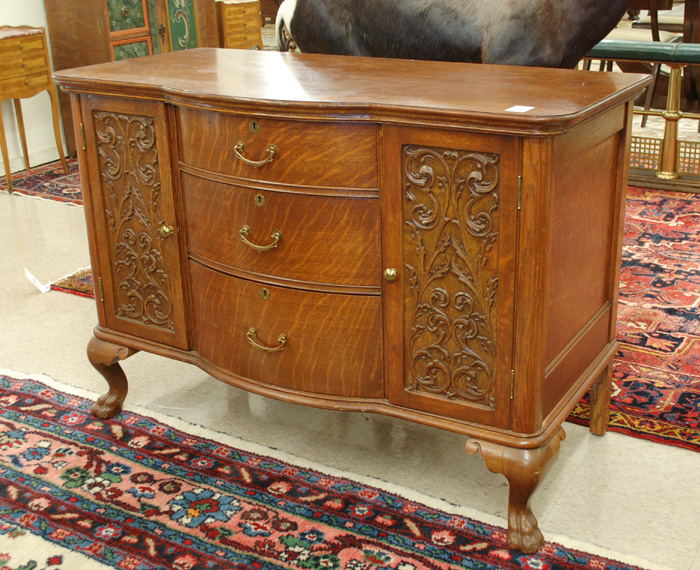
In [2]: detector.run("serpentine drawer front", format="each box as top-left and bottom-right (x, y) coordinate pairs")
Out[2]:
(182, 173), (381, 288)
(54, 48), (650, 553)
(189, 261), (383, 397)
(178, 107), (379, 188)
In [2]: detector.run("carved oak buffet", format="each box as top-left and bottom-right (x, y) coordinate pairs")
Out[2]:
(54, 49), (649, 553)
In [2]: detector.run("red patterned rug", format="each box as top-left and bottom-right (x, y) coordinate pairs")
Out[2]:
(50, 268), (94, 298)
(0, 372), (649, 570)
(0, 159), (82, 205)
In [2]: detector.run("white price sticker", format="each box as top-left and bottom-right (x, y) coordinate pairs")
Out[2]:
(505, 105), (535, 113)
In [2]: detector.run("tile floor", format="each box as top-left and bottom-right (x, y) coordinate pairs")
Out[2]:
(1, 175), (699, 570)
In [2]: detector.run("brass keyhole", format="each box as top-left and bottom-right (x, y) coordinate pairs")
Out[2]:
(260, 288), (271, 301)
(254, 193), (265, 207)
(249, 120), (260, 134)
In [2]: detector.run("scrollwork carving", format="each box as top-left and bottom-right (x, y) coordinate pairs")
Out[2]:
(95, 111), (174, 332)
(403, 145), (500, 406)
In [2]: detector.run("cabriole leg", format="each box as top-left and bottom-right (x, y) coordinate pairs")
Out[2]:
(465, 428), (566, 553)
(588, 361), (613, 436)
(87, 335), (136, 419)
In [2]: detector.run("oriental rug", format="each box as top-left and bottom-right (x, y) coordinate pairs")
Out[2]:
(50, 268), (94, 298)
(0, 371), (650, 570)
(0, 159), (82, 205)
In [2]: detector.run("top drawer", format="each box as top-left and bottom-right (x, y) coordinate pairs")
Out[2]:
(0, 34), (46, 80)
(178, 107), (379, 189)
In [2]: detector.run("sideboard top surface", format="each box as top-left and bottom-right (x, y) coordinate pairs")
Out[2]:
(55, 48), (650, 133)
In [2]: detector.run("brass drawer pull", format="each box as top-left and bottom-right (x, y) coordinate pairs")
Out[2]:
(239, 225), (282, 252)
(234, 141), (277, 168)
(247, 327), (288, 353)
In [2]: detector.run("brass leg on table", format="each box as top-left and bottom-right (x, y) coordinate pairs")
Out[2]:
(589, 361), (613, 436)
(87, 335), (137, 419)
(657, 64), (684, 181)
(47, 85), (68, 173)
(12, 99), (30, 173)
(0, 105), (12, 192)
(466, 428), (566, 553)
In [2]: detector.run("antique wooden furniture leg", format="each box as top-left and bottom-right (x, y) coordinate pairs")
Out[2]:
(87, 335), (136, 419)
(588, 362), (613, 436)
(12, 99), (31, 173)
(47, 86), (68, 174)
(0, 106), (11, 192)
(466, 429), (566, 553)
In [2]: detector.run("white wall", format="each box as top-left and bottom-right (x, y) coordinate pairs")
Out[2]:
(1, 0), (65, 176)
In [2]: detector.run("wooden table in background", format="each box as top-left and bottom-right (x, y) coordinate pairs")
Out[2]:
(0, 26), (67, 192)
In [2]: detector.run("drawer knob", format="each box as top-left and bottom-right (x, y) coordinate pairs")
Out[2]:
(234, 141), (277, 168)
(239, 225), (282, 252)
(247, 327), (288, 353)
(159, 224), (175, 239)
(384, 268), (399, 282)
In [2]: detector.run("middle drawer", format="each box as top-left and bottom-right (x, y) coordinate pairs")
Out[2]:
(189, 261), (384, 398)
(182, 173), (381, 288)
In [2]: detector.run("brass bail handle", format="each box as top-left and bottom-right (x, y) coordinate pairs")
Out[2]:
(239, 225), (282, 252)
(247, 327), (288, 353)
(234, 141), (277, 168)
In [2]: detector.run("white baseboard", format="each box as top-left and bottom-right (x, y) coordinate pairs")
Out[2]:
(0, 147), (64, 177)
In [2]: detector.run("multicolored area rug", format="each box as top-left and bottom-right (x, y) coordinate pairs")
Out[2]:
(50, 268), (94, 298)
(0, 371), (651, 570)
(0, 159), (82, 205)
(568, 187), (700, 453)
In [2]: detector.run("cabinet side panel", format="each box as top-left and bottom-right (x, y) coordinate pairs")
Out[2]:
(542, 130), (620, 418)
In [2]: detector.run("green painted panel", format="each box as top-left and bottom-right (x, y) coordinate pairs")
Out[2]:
(113, 40), (151, 60)
(107, 0), (147, 33)
(168, 0), (198, 51)
(147, 0), (162, 54)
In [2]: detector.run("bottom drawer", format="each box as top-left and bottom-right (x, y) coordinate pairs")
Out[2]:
(190, 261), (384, 398)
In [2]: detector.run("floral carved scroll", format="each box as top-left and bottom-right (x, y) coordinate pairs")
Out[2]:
(403, 145), (500, 406)
(95, 111), (175, 333)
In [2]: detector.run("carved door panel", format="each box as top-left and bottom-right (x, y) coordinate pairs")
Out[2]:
(79, 95), (189, 350)
(382, 126), (519, 429)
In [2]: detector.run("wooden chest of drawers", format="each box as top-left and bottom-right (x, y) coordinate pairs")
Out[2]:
(216, 0), (264, 50)
(54, 48), (649, 553)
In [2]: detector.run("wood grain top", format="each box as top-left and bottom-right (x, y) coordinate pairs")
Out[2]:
(54, 48), (651, 133)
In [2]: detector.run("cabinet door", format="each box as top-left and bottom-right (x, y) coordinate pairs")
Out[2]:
(79, 95), (189, 350)
(382, 126), (519, 429)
